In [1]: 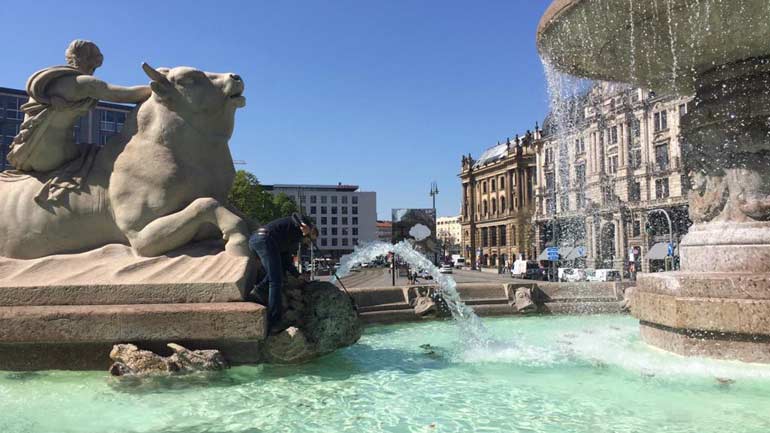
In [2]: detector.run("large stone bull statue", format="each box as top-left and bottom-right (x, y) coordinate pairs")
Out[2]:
(0, 64), (250, 259)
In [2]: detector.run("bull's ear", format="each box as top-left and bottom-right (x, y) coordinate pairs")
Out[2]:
(142, 62), (173, 100)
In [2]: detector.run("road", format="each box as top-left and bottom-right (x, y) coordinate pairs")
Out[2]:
(338, 267), (516, 288)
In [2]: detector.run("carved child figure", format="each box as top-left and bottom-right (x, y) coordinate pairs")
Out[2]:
(7, 39), (151, 173)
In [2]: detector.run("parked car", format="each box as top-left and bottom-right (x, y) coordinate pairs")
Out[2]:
(522, 261), (547, 281)
(558, 268), (586, 282)
(586, 269), (621, 282)
(453, 258), (466, 268)
(439, 264), (453, 274)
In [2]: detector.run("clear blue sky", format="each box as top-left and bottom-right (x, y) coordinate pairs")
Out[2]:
(2, 0), (551, 220)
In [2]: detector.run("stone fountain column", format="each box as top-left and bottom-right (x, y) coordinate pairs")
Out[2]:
(537, 0), (770, 362)
(633, 57), (770, 362)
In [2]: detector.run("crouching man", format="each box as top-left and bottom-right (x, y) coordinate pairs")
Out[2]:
(248, 213), (318, 334)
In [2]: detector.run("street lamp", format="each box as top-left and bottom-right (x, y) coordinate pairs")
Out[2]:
(429, 181), (439, 264)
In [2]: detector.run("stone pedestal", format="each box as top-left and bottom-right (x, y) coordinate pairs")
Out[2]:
(632, 57), (770, 362)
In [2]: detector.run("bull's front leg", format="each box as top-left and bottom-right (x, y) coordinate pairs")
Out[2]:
(118, 198), (251, 257)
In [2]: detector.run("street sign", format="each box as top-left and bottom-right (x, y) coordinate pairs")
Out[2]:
(667, 243), (674, 257)
(546, 246), (560, 261)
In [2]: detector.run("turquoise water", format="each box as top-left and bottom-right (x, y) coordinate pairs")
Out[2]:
(2, 315), (770, 433)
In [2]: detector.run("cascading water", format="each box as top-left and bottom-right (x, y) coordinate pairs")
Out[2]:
(333, 240), (491, 348)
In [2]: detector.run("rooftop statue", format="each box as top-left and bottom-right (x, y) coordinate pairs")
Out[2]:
(0, 42), (250, 259)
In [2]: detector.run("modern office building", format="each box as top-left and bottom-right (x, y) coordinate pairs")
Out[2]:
(459, 128), (540, 269)
(0, 86), (133, 171)
(263, 183), (377, 258)
(533, 83), (692, 273)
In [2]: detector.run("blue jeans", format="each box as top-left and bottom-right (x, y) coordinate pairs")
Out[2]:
(248, 233), (283, 327)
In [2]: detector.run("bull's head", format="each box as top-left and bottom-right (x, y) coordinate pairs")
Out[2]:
(141, 63), (245, 138)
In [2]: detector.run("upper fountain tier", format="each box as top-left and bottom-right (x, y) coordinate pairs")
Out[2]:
(537, 0), (770, 94)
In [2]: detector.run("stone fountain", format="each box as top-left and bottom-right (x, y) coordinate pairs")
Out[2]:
(538, 0), (770, 362)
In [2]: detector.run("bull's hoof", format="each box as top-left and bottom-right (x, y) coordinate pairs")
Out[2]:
(224, 233), (250, 257)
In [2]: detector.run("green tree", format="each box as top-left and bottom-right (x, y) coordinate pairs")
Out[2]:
(227, 170), (299, 227)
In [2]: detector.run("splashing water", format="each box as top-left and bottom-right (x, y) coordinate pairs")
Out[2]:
(333, 240), (491, 348)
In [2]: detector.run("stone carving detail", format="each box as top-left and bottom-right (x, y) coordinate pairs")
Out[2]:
(109, 343), (227, 376)
(0, 61), (250, 259)
(687, 171), (729, 224)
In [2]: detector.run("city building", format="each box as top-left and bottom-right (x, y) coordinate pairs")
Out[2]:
(376, 220), (392, 243)
(263, 183), (377, 258)
(436, 215), (462, 255)
(0, 86), (133, 171)
(459, 128), (540, 270)
(533, 83), (692, 273)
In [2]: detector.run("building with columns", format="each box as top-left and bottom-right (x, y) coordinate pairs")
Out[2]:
(533, 83), (692, 273)
(459, 129), (540, 270)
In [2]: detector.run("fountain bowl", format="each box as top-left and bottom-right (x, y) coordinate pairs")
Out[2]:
(537, 0), (770, 94)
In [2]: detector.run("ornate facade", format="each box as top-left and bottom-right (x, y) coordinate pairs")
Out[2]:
(534, 84), (693, 272)
(459, 129), (539, 269)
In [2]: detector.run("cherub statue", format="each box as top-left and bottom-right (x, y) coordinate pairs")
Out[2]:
(7, 39), (150, 173)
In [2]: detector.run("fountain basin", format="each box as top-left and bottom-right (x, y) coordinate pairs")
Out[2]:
(2, 316), (770, 433)
(537, 0), (770, 94)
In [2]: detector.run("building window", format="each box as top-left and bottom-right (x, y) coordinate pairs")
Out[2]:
(342, 228), (348, 236)
(482, 200), (488, 215)
(310, 206), (317, 214)
(610, 126), (618, 144)
(481, 228), (488, 247)
(342, 196), (348, 204)
(352, 217), (358, 225)
(332, 207), (338, 214)
(353, 228), (358, 236)
(560, 195), (570, 212)
(342, 217), (348, 225)
(500, 196), (506, 210)
(100, 111), (116, 132)
(321, 196), (327, 204)
(545, 172), (555, 191)
(608, 155), (619, 174)
(576, 191), (585, 208)
(332, 227), (338, 235)
(491, 179), (496, 192)
(654, 110), (668, 132)
(321, 227), (328, 236)
(491, 198), (497, 214)
(332, 238), (338, 246)
(321, 238), (327, 247)
(545, 198), (555, 215)
(575, 164), (586, 186)
(331, 196), (338, 204)
(332, 217), (338, 225)
(342, 238), (349, 246)
(490, 227), (497, 247)
(602, 184), (616, 204)
(321, 206), (327, 214)
(482, 182), (487, 193)
(342, 206), (348, 214)
(499, 226), (506, 246)
(629, 148), (642, 169)
(321, 217), (327, 225)
(679, 103), (688, 117)
(352, 207), (358, 215)
(500, 177), (505, 189)
(633, 220), (641, 237)
(655, 178), (670, 199)
(352, 196), (358, 204)
(655, 142), (670, 170)
(575, 137), (585, 154)
(353, 238), (358, 245)
(630, 181), (641, 201)
(631, 118), (641, 138)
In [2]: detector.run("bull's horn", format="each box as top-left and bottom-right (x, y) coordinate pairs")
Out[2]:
(142, 62), (171, 85)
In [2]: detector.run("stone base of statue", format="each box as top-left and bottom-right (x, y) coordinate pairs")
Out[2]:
(0, 241), (361, 370)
